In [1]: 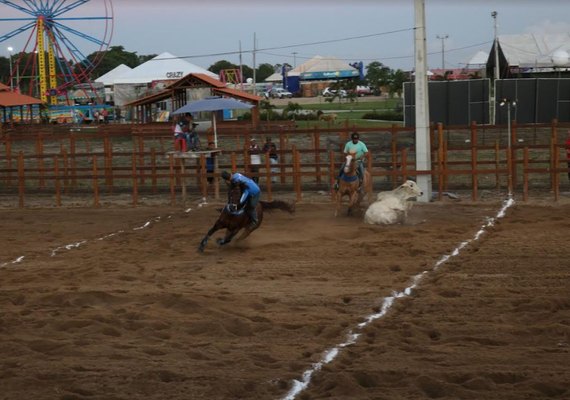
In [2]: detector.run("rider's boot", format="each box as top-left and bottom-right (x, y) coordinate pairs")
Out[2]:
(248, 209), (259, 229)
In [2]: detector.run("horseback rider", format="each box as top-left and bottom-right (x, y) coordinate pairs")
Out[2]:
(334, 132), (369, 191)
(221, 171), (261, 229)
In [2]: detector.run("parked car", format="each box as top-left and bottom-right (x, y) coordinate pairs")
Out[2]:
(322, 87), (347, 97)
(355, 85), (373, 96)
(268, 88), (293, 99)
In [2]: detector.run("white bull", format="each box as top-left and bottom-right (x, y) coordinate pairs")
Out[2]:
(364, 180), (424, 225)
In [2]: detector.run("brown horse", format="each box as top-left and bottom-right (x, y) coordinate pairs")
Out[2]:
(198, 184), (295, 252)
(335, 153), (371, 217)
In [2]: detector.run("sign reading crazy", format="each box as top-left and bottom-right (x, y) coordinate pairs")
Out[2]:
(166, 71), (184, 79)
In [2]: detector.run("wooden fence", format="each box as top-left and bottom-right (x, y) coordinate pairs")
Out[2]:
(1, 120), (569, 207)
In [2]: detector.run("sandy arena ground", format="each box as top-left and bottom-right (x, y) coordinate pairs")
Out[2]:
(0, 195), (569, 400)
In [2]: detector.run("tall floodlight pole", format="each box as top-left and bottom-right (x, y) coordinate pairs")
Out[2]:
(436, 34), (448, 70)
(492, 11), (500, 125)
(252, 33), (257, 96)
(292, 52), (298, 68)
(414, 0), (432, 202)
(492, 11), (500, 81)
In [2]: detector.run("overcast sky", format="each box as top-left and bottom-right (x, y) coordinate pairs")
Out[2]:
(3, 0), (570, 72)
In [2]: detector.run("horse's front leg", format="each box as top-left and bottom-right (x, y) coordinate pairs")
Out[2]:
(216, 228), (240, 246)
(198, 223), (222, 252)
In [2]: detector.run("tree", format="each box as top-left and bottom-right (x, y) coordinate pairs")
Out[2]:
(256, 63), (275, 83)
(389, 69), (408, 98)
(86, 46), (140, 79)
(366, 61), (391, 94)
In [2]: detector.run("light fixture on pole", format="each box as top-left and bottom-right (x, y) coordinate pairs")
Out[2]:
(436, 34), (449, 70)
(499, 98), (516, 195)
(7, 46), (14, 90)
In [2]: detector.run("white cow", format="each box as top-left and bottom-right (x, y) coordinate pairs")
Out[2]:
(364, 180), (424, 225)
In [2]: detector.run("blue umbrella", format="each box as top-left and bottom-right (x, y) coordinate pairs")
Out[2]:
(172, 96), (254, 147)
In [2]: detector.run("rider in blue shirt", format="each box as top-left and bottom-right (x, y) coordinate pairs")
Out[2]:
(221, 171), (261, 228)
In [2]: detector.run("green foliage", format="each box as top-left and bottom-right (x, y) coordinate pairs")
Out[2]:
(362, 110), (403, 121)
(87, 46), (141, 78)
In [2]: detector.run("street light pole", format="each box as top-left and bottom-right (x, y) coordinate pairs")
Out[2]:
(500, 98), (516, 195)
(7, 46), (14, 90)
(492, 11), (500, 81)
(436, 34), (449, 70)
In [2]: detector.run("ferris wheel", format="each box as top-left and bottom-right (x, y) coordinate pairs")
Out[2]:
(0, 0), (114, 104)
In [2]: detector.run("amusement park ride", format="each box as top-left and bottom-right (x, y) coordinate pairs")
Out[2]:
(0, 0), (113, 106)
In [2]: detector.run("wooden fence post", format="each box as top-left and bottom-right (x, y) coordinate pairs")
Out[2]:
(314, 129), (321, 183)
(36, 135), (45, 188)
(523, 147), (529, 202)
(17, 151), (24, 208)
(169, 153), (175, 206)
(470, 121), (478, 201)
(390, 124), (398, 188)
(264, 152), (273, 201)
(69, 133), (77, 187)
(54, 155), (61, 207)
(93, 155), (100, 208)
(329, 150), (336, 200)
(151, 148), (157, 194)
(132, 153), (138, 207)
(5, 134), (12, 187)
(553, 141), (560, 201)
(437, 123), (444, 201)
(495, 140), (500, 189)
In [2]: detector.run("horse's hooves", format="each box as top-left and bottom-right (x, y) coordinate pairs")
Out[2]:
(216, 238), (226, 246)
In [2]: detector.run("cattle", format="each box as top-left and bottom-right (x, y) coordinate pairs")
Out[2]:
(364, 180), (423, 225)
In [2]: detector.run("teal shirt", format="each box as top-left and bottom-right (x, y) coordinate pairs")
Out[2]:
(343, 141), (368, 160)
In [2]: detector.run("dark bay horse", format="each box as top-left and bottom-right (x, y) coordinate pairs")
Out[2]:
(335, 152), (371, 217)
(198, 185), (295, 252)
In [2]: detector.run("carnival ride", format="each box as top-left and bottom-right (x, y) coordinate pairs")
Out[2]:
(0, 0), (113, 105)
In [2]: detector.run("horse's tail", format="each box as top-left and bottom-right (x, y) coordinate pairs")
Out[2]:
(260, 200), (295, 214)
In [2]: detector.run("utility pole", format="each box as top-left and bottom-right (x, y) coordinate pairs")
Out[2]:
(292, 52), (298, 68)
(436, 34), (449, 70)
(252, 33), (257, 95)
(414, 0), (432, 202)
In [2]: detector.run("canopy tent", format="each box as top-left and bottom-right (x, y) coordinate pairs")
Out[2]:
(0, 89), (43, 123)
(288, 55), (360, 80)
(113, 52), (218, 84)
(94, 64), (133, 86)
(465, 50), (489, 67)
(492, 33), (570, 69)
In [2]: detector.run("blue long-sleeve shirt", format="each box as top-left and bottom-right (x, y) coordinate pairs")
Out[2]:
(230, 173), (260, 204)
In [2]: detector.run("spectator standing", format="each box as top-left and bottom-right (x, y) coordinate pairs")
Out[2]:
(188, 122), (201, 151)
(262, 136), (279, 183)
(172, 115), (187, 152)
(249, 138), (262, 183)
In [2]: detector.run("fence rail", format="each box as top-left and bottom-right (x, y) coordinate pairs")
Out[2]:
(1, 121), (569, 207)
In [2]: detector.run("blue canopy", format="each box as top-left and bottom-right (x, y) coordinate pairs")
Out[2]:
(172, 96), (254, 114)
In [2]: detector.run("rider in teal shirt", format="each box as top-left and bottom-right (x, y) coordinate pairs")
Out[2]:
(335, 132), (369, 190)
(221, 171), (261, 228)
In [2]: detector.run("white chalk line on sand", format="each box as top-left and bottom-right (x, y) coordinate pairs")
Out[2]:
(280, 197), (515, 400)
(0, 198), (210, 268)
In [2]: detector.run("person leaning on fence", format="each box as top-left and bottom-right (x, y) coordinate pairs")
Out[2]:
(172, 115), (187, 152)
(262, 136), (279, 183)
(334, 131), (369, 191)
(248, 138), (262, 183)
(188, 122), (201, 151)
(566, 130), (570, 181)
(221, 171), (261, 229)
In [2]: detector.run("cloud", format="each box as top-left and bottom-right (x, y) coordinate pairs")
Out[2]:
(525, 19), (570, 35)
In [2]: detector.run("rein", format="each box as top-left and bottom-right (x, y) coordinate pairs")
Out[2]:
(223, 203), (245, 216)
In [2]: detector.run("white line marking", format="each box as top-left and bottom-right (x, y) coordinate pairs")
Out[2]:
(280, 197), (515, 400)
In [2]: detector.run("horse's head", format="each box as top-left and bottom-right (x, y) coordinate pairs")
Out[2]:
(224, 183), (244, 214)
(344, 152), (356, 174)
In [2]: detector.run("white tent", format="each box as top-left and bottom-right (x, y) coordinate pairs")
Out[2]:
(288, 55), (359, 79)
(94, 64), (132, 85)
(496, 33), (570, 68)
(113, 52), (217, 84)
(465, 50), (489, 67)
